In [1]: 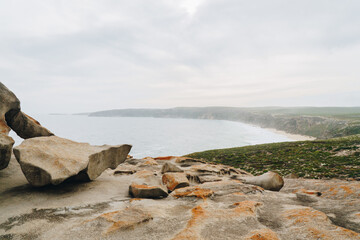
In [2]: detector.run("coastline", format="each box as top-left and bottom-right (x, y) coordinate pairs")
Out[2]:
(265, 128), (316, 141)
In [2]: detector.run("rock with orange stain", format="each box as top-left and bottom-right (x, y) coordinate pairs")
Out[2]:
(154, 156), (174, 161)
(13, 136), (132, 186)
(0, 82), (20, 135)
(295, 189), (322, 202)
(171, 186), (214, 199)
(161, 162), (183, 174)
(143, 158), (158, 165)
(0, 133), (15, 170)
(84, 207), (152, 235)
(244, 228), (280, 240)
(129, 183), (168, 199)
(162, 172), (190, 191)
(282, 206), (360, 240)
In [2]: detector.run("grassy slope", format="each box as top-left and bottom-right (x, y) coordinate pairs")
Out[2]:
(185, 135), (360, 179)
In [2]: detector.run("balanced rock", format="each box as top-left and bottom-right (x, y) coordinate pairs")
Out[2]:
(241, 171), (284, 191)
(0, 82), (20, 135)
(0, 133), (15, 170)
(13, 136), (131, 186)
(161, 162), (183, 174)
(0, 82), (53, 138)
(162, 172), (190, 191)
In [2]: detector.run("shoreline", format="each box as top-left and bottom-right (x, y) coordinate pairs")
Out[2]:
(265, 128), (316, 141)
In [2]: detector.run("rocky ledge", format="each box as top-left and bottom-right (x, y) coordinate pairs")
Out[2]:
(1, 155), (359, 240)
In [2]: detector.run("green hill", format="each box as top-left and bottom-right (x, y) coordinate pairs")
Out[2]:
(185, 135), (360, 180)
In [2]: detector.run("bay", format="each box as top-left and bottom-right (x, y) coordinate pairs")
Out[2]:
(10, 115), (294, 158)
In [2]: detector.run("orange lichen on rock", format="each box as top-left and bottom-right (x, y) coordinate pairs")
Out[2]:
(144, 158), (158, 165)
(86, 207), (152, 235)
(245, 228), (280, 240)
(323, 182), (360, 199)
(162, 172), (189, 191)
(130, 184), (158, 190)
(172, 204), (207, 240)
(293, 188), (321, 196)
(283, 207), (329, 225)
(172, 186), (214, 199)
(232, 201), (262, 216)
(154, 156), (174, 160)
(0, 119), (10, 134)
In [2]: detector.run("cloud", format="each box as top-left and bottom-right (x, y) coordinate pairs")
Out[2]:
(1, 0), (360, 113)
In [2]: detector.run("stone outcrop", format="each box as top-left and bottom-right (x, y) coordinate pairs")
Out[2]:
(0, 133), (14, 170)
(0, 155), (359, 239)
(0, 82), (53, 139)
(13, 136), (131, 186)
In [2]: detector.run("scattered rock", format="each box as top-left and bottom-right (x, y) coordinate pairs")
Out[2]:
(161, 162), (183, 174)
(162, 172), (190, 191)
(197, 175), (223, 183)
(241, 171), (284, 191)
(129, 183), (168, 199)
(13, 136), (131, 186)
(0, 133), (14, 170)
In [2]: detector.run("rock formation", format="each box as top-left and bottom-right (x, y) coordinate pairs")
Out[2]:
(0, 133), (14, 170)
(0, 154), (359, 239)
(0, 82), (53, 140)
(14, 136), (132, 186)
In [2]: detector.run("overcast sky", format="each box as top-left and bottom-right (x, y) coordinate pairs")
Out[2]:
(1, 0), (360, 114)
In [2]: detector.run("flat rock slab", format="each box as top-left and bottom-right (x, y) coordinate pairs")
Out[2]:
(129, 183), (168, 199)
(0, 133), (14, 170)
(14, 136), (131, 186)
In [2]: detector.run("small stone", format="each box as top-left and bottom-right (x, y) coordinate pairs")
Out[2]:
(129, 183), (168, 199)
(161, 162), (183, 174)
(162, 172), (190, 191)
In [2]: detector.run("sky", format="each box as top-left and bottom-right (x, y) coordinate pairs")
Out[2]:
(1, 0), (360, 114)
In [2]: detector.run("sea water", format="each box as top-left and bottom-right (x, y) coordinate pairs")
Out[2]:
(10, 115), (293, 158)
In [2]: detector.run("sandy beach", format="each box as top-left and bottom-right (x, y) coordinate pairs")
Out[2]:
(266, 128), (316, 141)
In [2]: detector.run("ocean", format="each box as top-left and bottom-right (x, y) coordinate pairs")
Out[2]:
(10, 114), (294, 158)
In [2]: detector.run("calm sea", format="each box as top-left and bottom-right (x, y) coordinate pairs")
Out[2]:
(10, 115), (294, 158)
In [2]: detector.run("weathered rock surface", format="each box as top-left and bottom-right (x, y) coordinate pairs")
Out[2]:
(0, 82), (53, 139)
(0, 155), (359, 240)
(13, 136), (131, 186)
(0, 82), (20, 135)
(162, 172), (190, 191)
(0, 133), (14, 170)
(241, 171), (284, 191)
(161, 162), (183, 174)
(7, 111), (54, 139)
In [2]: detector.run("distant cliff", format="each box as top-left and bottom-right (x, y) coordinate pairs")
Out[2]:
(88, 107), (360, 139)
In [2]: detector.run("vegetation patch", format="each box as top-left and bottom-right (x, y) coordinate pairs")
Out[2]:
(185, 135), (360, 179)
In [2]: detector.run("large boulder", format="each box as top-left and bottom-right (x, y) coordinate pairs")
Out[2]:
(241, 171), (284, 191)
(0, 133), (15, 170)
(0, 82), (53, 139)
(0, 82), (20, 135)
(13, 136), (131, 186)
